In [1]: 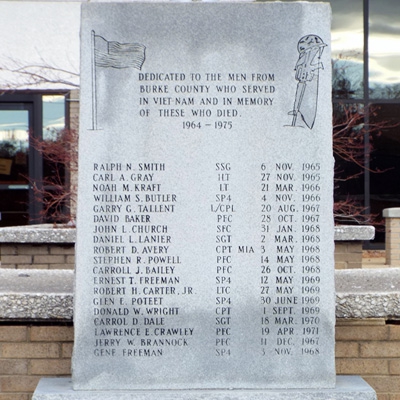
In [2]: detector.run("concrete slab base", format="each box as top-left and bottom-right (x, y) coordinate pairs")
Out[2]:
(33, 376), (376, 400)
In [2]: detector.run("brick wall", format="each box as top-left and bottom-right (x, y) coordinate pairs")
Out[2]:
(1, 319), (400, 400)
(385, 215), (400, 266)
(335, 242), (363, 269)
(0, 323), (73, 400)
(336, 319), (400, 400)
(0, 244), (75, 270)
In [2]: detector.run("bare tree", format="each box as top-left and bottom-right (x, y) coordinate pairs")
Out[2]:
(0, 57), (79, 91)
(29, 126), (78, 225)
(332, 103), (395, 225)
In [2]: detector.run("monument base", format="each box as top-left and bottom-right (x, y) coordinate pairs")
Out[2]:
(33, 376), (376, 400)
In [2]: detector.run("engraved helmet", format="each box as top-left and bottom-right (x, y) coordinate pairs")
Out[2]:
(297, 35), (327, 54)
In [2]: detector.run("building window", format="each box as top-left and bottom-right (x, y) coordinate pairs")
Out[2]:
(268, 0), (400, 245)
(330, 0), (400, 246)
(0, 92), (68, 226)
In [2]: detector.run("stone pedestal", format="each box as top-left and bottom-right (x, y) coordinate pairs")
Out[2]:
(383, 208), (400, 266)
(334, 225), (375, 269)
(33, 376), (376, 400)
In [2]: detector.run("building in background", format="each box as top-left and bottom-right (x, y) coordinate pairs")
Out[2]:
(0, 0), (399, 246)
(0, 2), (79, 225)
(329, 0), (400, 245)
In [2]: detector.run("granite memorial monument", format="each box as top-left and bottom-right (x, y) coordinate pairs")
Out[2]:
(33, 2), (376, 400)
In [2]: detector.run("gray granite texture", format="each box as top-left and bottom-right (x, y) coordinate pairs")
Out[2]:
(0, 224), (76, 243)
(0, 225), (371, 244)
(335, 268), (400, 319)
(334, 225), (375, 241)
(383, 208), (400, 218)
(75, 1), (335, 390)
(32, 376), (376, 400)
(0, 269), (73, 320)
(1, 268), (399, 321)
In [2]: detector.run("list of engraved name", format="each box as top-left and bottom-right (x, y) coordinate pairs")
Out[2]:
(90, 160), (324, 359)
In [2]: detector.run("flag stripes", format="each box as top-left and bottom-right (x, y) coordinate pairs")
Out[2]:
(94, 34), (146, 70)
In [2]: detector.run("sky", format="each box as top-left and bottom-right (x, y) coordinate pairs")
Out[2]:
(0, 2), (80, 138)
(330, 0), (400, 87)
(0, 0), (399, 90)
(0, 1), (80, 90)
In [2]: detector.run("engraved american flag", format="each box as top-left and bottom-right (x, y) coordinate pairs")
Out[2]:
(94, 34), (146, 70)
